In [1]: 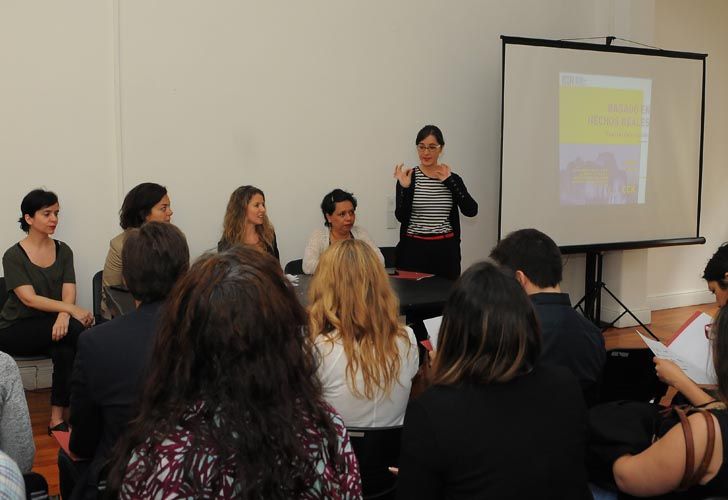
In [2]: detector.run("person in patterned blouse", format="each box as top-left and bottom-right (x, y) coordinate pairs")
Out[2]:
(106, 246), (362, 499)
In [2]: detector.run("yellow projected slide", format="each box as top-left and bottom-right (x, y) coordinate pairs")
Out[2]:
(559, 73), (651, 206)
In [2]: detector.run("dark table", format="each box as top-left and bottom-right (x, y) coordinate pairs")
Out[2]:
(106, 274), (454, 319)
(291, 274), (454, 316)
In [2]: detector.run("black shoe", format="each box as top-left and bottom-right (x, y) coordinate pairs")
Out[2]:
(48, 421), (69, 436)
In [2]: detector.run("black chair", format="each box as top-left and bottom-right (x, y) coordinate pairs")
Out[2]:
(284, 259), (303, 275)
(0, 277), (7, 310)
(348, 426), (402, 499)
(23, 471), (49, 500)
(91, 270), (107, 324)
(379, 246), (396, 269)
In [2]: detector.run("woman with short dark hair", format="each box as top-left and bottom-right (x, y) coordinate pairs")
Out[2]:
(0, 189), (93, 433)
(302, 189), (383, 274)
(107, 246), (361, 498)
(396, 261), (591, 499)
(101, 183), (172, 318)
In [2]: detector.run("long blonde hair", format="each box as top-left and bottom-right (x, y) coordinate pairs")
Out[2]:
(308, 239), (409, 399)
(221, 186), (275, 253)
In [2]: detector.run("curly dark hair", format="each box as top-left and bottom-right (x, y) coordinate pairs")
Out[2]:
(703, 242), (728, 289)
(119, 183), (168, 229)
(106, 246), (341, 498)
(320, 189), (357, 227)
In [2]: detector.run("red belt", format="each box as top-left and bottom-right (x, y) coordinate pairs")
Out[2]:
(406, 232), (455, 241)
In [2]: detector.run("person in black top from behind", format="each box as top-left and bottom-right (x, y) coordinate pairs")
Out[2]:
(490, 228), (606, 405)
(62, 222), (190, 499)
(396, 261), (591, 500)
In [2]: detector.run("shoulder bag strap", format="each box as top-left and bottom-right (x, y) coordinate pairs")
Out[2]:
(687, 409), (716, 488)
(676, 408), (695, 491)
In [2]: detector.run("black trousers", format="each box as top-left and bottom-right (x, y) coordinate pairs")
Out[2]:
(395, 235), (461, 281)
(0, 315), (83, 406)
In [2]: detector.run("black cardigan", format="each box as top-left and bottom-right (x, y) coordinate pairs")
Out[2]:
(395, 169), (478, 240)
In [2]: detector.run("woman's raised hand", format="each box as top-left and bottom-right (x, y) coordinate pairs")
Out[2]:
(432, 163), (452, 181)
(394, 163), (413, 188)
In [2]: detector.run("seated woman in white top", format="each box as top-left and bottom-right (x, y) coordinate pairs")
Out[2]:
(302, 189), (384, 274)
(308, 239), (418, 428)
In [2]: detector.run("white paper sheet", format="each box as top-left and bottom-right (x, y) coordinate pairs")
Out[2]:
(423, 316), (443, 350)
(637, 316), (716, 385)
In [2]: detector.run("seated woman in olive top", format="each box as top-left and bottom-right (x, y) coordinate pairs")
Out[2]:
(0, 189), (93, 432)
(101, 183), (172, 319)
(218, 185), (280, 260)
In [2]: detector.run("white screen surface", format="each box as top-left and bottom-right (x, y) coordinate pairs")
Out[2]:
(500, 40), (704, 249)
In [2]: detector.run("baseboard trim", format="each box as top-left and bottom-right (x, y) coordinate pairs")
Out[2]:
(648, 290), (714, 311)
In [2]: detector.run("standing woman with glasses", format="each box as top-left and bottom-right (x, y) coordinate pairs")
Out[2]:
(393, 125), (477, 280)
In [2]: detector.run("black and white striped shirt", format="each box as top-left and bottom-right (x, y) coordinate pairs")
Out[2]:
(407, 167), (453, 235)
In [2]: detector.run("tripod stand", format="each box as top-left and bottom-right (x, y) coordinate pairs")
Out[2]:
(573, 251), (659, 341)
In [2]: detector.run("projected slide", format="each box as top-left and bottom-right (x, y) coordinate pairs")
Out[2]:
(559, 73), (651, 205)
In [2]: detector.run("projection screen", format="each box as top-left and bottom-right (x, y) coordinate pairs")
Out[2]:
(499, 36), (706, 253)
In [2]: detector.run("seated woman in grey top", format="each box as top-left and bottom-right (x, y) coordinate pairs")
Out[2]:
(302, 189), (383, 274)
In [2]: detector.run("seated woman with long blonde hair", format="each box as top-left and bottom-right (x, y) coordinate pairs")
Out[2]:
(308, 239), (419, 428)
(218, 185), (279, 260)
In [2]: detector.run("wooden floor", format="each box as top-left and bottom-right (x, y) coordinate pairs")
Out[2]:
(25, 301), (719, 498)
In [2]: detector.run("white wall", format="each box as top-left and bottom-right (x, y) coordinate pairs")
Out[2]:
(0, 1), (118, 308)
(116, 0), (615, 264)
(1, 0), (725, 317)
(646, 0), (728, 310)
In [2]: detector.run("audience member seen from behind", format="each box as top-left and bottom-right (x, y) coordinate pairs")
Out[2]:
(0, 351), (35, 473)
(218, 185), (280, 260)
(490, 228), (605, 405)
(0, 190), (93, 433)
(393, 125), (478, 280)
(396, 261), (591, 500)
(611, 306), (728, 498)
(64, 222), (189, 500)
(302, 189), (384, 274)
(101, 182), (172, 319)
(107, 246), (361, 498)
(309, 239), (418, 427)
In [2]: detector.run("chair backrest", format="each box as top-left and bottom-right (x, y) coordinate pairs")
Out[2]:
(0, 277), (7, 311)
(347, 426), (402, 499)
(379, 246), (396, 269)
(284, 259), (303, 275)
(23, 471), (49, 500)
(92, 270), (103, 321)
